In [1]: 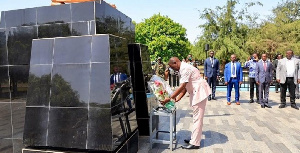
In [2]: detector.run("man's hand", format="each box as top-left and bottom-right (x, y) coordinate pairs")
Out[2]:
(225, 82), (228, 85)
(239, 81), (242, 85)
(276, 79), (280, 83)
(205, 77), (208, 80)
(175, 97), (180, 102)
(160, 98), (170, 105)
(256, 81), (259, 85)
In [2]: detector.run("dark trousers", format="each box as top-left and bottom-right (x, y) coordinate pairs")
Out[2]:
(227, 78), (240, 102)
(280, 77), (296, 105)
(275, 78), (280, 91)
(249, 78), (259, 100)
(207, 75), (217, 98)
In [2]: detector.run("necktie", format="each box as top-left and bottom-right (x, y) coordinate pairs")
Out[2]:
(232, 63), (236, 75)
(263, 62), (267, 71)
(211, 58), (214, 68)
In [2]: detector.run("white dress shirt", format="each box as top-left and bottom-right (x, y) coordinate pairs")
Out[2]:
(286, 59), (295, 77)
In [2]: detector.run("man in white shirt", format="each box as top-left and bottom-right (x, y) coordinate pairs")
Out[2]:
(276, 50), (300, 110)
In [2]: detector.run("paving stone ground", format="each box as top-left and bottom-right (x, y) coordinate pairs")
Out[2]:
(138, 91), (300, 153)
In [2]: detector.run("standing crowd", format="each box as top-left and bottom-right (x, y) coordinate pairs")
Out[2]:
(155, 49), (299, 150)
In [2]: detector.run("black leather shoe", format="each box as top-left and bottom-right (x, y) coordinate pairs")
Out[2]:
(249, 99), (254, 103)
(208, 97), (211, 101)
(212, 97), (216, 100)
(256, 99), (260, 104)
(181, 144), (199, 149)
(279, 104), (286, 108)
(291, 105), (299, 110)
(264, 104), (272, 108)
(184, 139), (190, 143)
(261, 105), (265, 108)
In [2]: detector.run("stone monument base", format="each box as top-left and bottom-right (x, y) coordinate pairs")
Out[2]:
(22, 130), (139, 153)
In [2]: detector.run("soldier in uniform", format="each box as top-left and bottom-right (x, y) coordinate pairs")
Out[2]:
(154, 57), (166, 78)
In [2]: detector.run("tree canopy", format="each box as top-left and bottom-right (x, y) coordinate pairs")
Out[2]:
(193, 0), (300, 65)
(135, 14), (191, 62)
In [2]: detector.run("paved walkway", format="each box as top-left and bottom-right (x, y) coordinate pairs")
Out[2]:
(138, 91), (300, 153)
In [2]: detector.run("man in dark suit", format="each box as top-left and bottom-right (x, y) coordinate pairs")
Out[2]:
(255, 54), (273, 108)
(224, 54), (243, 105)
(276, 50), (300, 110)
(204, 51), (220, 100)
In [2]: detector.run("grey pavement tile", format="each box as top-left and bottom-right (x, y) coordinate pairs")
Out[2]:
(140, 91), (300, 152)
(276, 143), (292, 153)
(232, 149), (243, 153)
(213, 148), (223, 153)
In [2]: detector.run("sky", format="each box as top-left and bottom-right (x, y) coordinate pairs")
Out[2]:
(0, 0), (282, 44)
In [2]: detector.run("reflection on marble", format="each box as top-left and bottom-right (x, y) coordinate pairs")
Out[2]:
(24, 35), (138, 152)
(9, 66), (29, 102)
(47, 108), (88, 149)
(0, 103), (12, 139)
(0, 1), (136, 152)
(23, 107), (48, 146)
(51, 64), (90, 107)
(0, 66), (10, 102)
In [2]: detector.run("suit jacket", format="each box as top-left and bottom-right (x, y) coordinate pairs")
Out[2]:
(204, 57), (220, 77)
(110, 73), (128, 85)
(276, 57), (300, 84)
(255, 60), (273, 83)
(224, 62), (243, 82)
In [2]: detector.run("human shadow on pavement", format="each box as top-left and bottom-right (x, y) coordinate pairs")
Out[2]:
(174, 130), (228, 149)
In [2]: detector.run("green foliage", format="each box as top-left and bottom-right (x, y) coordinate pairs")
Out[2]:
(195, 0), (300, 65)
(135, 14), (191, 62)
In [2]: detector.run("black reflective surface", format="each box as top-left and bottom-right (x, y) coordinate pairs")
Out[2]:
(71, 2), (94, 22)
(0, 1), (137, 151)
(7, 26), (38, 65)
(23, 107), (49, 146)
(0, 66), (10, 102)
(0, 28), (8, 65)
(5, 8), (36, 27)
(0, 103), (12, 139)
(30, 39), (54, 65)
(91, 35), (110, 63)
(47, 108), (88, 149)
(90, 63), (110, 108)
(38, 23), (72, 39)
(51, 64), (90, 107)
(9, 66), (29, 102)
(53, 36), (91, 64)
(37, 5), (71, 25)
(87, 108), (112, 150)
(12, 103), (26, 139)
(27, 65), (51, 106)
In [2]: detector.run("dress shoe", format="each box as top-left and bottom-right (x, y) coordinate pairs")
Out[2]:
(291, 104), (299, 110)
(212, 97), (217, 100)
(236, 102), (240, 105)
(264, 104), (272, 108)
(279, 104), (286, 108)
(227, 102), (231, 105)
(248, 99), (254, 103)
(184, 139), (190, 143)
(256, 99), (260, 104)
(208, 97), (211, 101)
(276, 91), (279, 93)
(261, 105), (265, 108)
(181, 144), (199, 149)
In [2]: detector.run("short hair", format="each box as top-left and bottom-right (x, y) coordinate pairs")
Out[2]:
(287, 49), (294, 53)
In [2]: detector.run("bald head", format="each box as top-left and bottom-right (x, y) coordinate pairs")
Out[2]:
(168, 57), (181, 71)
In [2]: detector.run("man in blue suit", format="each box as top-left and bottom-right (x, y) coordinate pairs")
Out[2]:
(204, 51), (220, 100)
(224, 54), (243, 105)
(255, 54), (273, 108)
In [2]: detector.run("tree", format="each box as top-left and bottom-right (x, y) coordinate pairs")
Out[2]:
(135, 14), (191, 62)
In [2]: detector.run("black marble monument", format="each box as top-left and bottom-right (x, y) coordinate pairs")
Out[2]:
(0, 1), (140, 152)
